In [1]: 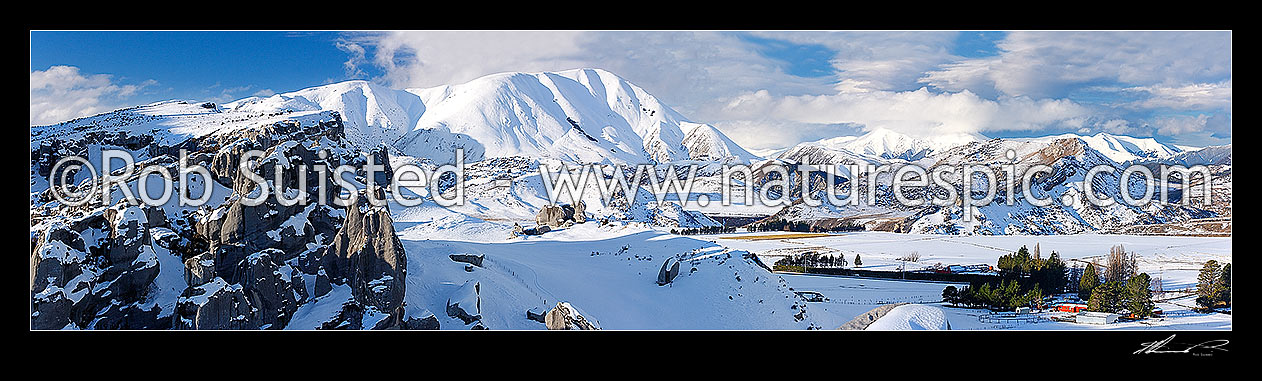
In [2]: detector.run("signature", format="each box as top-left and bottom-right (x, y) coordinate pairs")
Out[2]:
(1134, 334), (1229, 355)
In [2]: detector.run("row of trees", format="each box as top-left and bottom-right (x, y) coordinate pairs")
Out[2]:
(1072, 245), (1157, 317)
(995, 244), (1069, 296)
(772, 252), (852, 271)
(942, 244), (1157, 318)
(1196, 260), (1232, 310)
(669, 226), (738, 235)
(942, 280), (1044, 310)
(943, 244), (1067, 311)
(744, 219), (863, 233)
(1081, 272), (1156, 317)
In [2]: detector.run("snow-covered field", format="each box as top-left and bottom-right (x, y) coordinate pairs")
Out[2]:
(694, 231), (1230, 330)
(773, 272), (1229, 330)
(707, 231), (1231, 291)
(940, 299), (1231, 330)
(775, 273), (966, 329)
(371, 210), (1232, 329)
(282, 203), (816, 330)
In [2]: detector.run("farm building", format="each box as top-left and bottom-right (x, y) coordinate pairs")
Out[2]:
(1054, 302), (1089, 313)
(1076, 312), (1121, 325)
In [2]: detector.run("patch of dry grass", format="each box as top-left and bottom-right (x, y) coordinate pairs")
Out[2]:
(723, 233), (833, 241)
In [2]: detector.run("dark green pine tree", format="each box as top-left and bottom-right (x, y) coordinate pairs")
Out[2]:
(1047, 252), (1068, 294)
(942, 285), (959, 305)
(1196, 260), (1223, 309)
(1088, 280), (1123, 313)
(854, 254), (862, 267)
(1125, 273), (1154, 318)
(1079, 263), (1100, 301)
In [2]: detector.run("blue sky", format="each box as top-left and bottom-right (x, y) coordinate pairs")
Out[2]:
(30, 31), (1231, 149)
(31, 31), (374, 101)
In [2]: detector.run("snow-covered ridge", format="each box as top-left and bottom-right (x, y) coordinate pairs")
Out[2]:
(1023, 132), (1184, 164)
(225, 68), (760, 165)
(1144, 144), (1231, 166)
(811, 128), (988, 161)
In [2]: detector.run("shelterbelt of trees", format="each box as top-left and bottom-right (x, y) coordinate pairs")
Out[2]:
(943, 244), (1160, 317)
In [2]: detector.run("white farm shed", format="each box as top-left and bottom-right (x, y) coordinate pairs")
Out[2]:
(1076, 312), (1121, 325)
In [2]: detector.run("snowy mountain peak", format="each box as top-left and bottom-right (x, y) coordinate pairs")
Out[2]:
(812, 128), (986, 161)
(225, 79), (426, 149)
(680, 122), (761, 163)
(219, 69), (755, 165)
(401, 68), (760, 164)
(1028, 132), (1183, 163)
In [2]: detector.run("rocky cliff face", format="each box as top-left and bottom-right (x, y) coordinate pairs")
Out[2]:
(30, 107), (428, 330)
(307, 193), (408, 317)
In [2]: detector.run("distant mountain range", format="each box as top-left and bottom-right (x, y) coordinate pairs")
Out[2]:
(31, 67), (1231, 237)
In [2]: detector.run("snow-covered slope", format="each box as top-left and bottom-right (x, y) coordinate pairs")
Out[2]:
(226, 80), (425, 149)
(226, 68), (756, 165)
(1146, 144), (1231, 166)
(680, 122), (762, 163)
(814, 128), (986, 161)
(774, 141), (883, 167)
(1026, 132), (1183, 163)
(865, 304), (950, 330)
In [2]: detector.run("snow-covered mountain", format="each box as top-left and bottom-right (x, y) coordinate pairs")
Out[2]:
(761, 133), (1223, 235)
(227, 69), (759, 165)
(811, 128), (987, 161)
(1024, 132), (1183, 164)
(679, 122), (760, 163)
(226, 80), (425, 149)
(1145, 144), (1231, 166)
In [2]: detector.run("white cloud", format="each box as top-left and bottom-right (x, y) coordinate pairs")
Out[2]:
(30, 65), (153, 125)
(335, 40), (369, 79)
(746, 31), (961, 93)
(717, 87), (1089, 140)
(1146, 114), (1231, 137)
(1097, 119), (1138, 135)
(351, 31), (590, 88)
(711, 118), (863, 152)
(1122, 80), (1232, 110)
(920, 31), (1232, 99)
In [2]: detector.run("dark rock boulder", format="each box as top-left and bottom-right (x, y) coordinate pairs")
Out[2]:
(319, 300), (365, 330)
(402, 312), (441, 330)
(175, 278), (258, 330)
(234, 249), (303, 329)
(446, 281), (481, 325)
(104, 206), (151, 266)
(87, 302), (163, 329)
(656, 257), (681, 286)
(183, 252), (215, 287)
(535, 204), (575, 228)
(526, 307), (547, 323)
(360, 145), (393, 188)
(573, 200), (586, 223)
(449, 253), (484, 267)
(30, 289), (74, 330)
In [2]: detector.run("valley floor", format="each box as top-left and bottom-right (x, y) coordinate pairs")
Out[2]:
(366, 203), (1231, 330)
